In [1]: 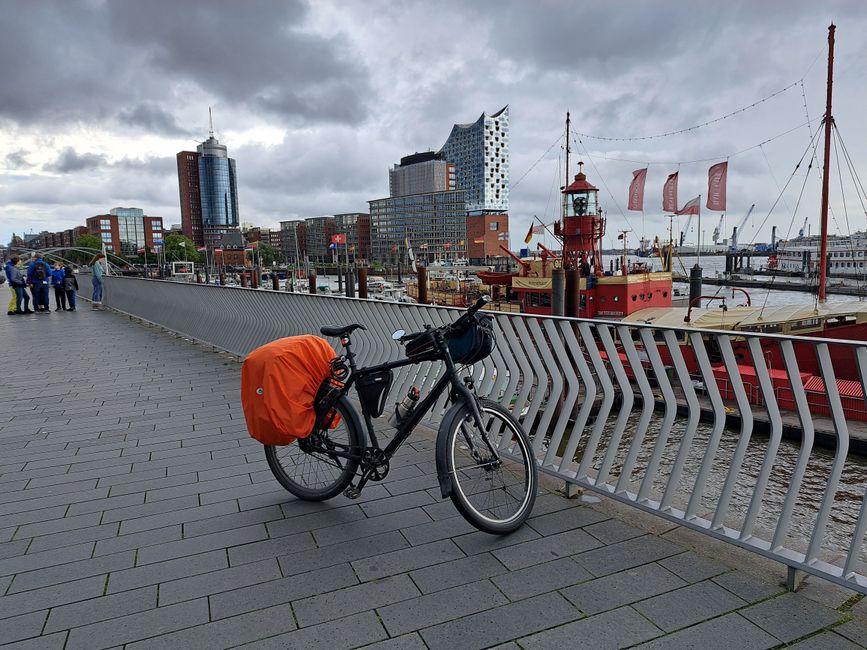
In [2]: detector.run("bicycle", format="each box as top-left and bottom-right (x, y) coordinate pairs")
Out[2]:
(264, 296), (538, 534)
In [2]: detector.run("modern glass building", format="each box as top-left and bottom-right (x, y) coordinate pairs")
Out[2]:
(86, 207), (163, 257)
(439, 106), (510, 213)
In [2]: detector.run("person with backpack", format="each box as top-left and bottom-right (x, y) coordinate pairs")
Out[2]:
(27, 253), (52, 313)
(50, 261), (67, 311)
(63, 266), (79, 311)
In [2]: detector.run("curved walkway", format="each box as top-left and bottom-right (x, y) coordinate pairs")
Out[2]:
(1, 307), (866, 648)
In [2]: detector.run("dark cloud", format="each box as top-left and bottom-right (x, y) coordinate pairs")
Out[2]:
(117, 105), (193, 137)
(46, 147), (107, 173)
(5, 150), (32, 169)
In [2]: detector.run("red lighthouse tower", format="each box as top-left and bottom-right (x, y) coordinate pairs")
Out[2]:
(554, 161), (605, 276)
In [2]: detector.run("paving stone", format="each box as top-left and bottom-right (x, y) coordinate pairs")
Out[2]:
(583, 518), (645, 544)
(359, 490), (437, 518)
(265, 505), (367, 538)
(107, 549), (228, 593)
(227, 531), (316, 567)
(836, 619), (867, 647)
(452, 523), (542, 556)
(0, 506), (70, 530)
(13, 512), (102, 539)
(0, 574), (106, 619)
(93, 525), (182, 556)
(119, 499), (239, 535)
(400, 513), (477, 546)
(633, 580), (748, 632)
(98, 494), (199, 523)
(276, 530), (409, 577)
(0, 542), (96, 579)
(561, 561), (686, 615)
(0, 631), (67, 650)
(658, 550), (730, 583)
(293, 574), (421, 628)
(125, 603), (297, 650)
(209, 562), (358, 620)
(409, 552), (506, 594)
(10, 549), (135, 593)
(0, 610), (48, 645)
(633, 611), (777, 649)
(712, 570), (786, 602)
(786, 632), (861, 649)
(159, 558), (281, 606)
(741, 593), (844, 643)
(27, 522), (120, 553)
(379, 578), (508, 636)
(0, 539), (29, 560)
(351, 538), (465, 582)
(44, 585), (157, 633)
(65, 597), (209, 650)
(526, 504), (609, 535)
(363, 633), (428, 649)
(233, 610), (387, 650)
(520, 605), (660, 648)
(383, 473), (441, 496)
(136, 523), (267, 564)
(573, 534), (683, 577)
(312, 508), (432, 546)
(182, 505), (284, 538)
(492, 556), (591, 601)
(492, 527), (601, 570)
(66, 492), (146, 517)
(420, 591), (582, 650)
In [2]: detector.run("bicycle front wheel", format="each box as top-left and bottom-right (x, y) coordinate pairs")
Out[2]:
(439, 399), (537, 534)
(264, 395), (361, 501)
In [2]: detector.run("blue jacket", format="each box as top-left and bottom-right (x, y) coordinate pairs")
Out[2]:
(51, 268), (65, 287)
(27, 259), (52, 285)
(6, 262), (25, 287)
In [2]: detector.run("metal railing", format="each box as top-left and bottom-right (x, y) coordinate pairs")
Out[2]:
(104, 276), (867, 593)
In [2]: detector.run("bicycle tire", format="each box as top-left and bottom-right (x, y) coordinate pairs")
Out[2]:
(264, 395), (362, 501)
(438, 398), (537, 534)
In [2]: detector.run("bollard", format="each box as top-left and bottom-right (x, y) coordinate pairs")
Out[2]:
(219, 272), (225, 286)
(689, 265), (702, 308)
(551, 269), (565, 316)
(271, 275), (280, 291)
(358, 267), (368, 299)
(337, 267), (344, 294)
(345, 269), (355, 298)
(564, 269), (580, 317)
(417, 266), (428, 304)
(308, 274), (317, 294)
(240, 273), (248, 288)
(195, 271), (203, 284)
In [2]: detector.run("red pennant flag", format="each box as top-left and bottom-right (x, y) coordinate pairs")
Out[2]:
(676, 196), (701, 216)
(662, 172), (679, 213)
(627, 168), (648, 211)
(706, 162), (727, 211)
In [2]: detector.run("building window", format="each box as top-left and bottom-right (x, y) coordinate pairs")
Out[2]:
(489, 222), (499, 230)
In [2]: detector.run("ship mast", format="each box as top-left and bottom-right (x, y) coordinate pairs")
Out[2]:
(563, 111), (571, 219)
(818, 24), (836, 303)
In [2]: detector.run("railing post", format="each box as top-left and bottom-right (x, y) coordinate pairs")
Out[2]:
(787, 566), (806, 592)
(552, 268), (565, 316)
(417, 266), (428, 304)
(564, 269), (579, 317)
(358, 268), (368, 299)
(308, 274), (317, 295)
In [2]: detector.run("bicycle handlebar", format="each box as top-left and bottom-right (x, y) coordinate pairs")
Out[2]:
(398, 295), (491, 344)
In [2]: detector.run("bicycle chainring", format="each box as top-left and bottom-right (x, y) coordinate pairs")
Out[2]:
(361, 448), (390, 481)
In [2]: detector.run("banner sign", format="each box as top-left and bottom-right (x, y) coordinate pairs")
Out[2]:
(662, 172), (679, 213)
(707, 161), (728, 211)
(627, 168), (648, 211)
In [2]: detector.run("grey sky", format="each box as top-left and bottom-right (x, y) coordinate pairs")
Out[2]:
(1, 0), (866, 249)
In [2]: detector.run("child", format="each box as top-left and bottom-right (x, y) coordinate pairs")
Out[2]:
(51, 262), (67, 311)
(63, 266), (79, 311)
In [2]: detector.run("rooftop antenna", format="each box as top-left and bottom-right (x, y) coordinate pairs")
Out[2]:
(208, 107), (214, 139)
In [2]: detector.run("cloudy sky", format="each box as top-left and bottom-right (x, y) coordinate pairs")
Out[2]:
(2, 0), (866, 250)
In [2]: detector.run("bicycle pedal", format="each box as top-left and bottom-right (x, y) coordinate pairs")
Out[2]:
(343, 486), (361, 499)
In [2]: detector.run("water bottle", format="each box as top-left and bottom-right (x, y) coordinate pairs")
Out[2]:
(388, 387), (420, 426)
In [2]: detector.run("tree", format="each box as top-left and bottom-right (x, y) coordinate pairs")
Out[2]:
(68, 234), (104, 264)
(246, 243), (282, 267)
(164, 233), (203, 264)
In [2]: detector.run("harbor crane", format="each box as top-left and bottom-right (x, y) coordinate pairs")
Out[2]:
(712, 214), (725, 245)
(729, 203), (756, 252)
(798, 216), (809, 238)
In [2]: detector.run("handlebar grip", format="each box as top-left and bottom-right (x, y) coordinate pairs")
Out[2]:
(467, 295), (491, 316)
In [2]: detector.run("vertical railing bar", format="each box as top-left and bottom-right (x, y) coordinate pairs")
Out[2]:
(595, 326), (635, 487)
(499, 316), (534, 420)
(541, 319), (580, 468)
(512, 317), (549, 441)
(805, 343), (850, 566)
(556, 321), (596, 474)
(711, 335), (755, 531)
(616, 328), (660, 494)
(772, 339), (815, 551)
(527, 318), (563, 456)
(740, 337), (784, 540)
(844, 346), (867, 577)
(576, 323), (615, 482)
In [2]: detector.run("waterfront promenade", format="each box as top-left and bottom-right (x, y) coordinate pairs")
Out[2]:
(2, 307), (867, 648)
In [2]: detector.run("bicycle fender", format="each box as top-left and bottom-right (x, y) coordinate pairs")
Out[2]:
(435, 401), (470, 499)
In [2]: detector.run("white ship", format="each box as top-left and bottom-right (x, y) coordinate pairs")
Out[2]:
(772, 232), (867, 277)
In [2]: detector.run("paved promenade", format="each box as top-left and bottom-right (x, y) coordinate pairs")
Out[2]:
(3, 306), (867, 648)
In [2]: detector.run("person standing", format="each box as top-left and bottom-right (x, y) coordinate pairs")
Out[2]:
(51, 262), (67, 311)
(63, 266), (79, 311)
(6, 257), (30, 314)
(4, 257), (16, 315)
(27, 253), (52, 313)
(90, 253), (105, 310)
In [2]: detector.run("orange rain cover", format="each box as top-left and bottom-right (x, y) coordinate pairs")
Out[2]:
(241, 335), (336, 445)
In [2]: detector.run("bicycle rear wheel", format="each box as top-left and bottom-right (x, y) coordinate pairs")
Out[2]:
(264, 396), (361, 501)
(438, 399), (537, 534)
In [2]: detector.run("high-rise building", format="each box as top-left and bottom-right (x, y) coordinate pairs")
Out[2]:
(86, 207), (163, 256)
(389, 152), (456, 197)
(279, 220), (306, 264)
(303, 216), (336, 264)
(439, 106), (509, 213)
(177, 112), (240, 247)
(334, 213), (371, 264)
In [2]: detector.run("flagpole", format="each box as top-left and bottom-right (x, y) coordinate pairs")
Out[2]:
(535, 215), (562, 246)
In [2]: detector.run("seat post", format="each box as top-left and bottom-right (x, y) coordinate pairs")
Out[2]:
(341, 336), (358, 371)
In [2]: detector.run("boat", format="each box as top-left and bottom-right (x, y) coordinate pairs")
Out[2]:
(774, 232), (867, 277)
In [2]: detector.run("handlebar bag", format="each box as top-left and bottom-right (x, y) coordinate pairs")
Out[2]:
(241, 335), (337, 445)
(447, 315), (495, 365)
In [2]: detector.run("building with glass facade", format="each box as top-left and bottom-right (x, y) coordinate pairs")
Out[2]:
(439, 106), (509, 213)
(86, 207), (163, 257)
(176, 119), (240, 247)
(279, 220), (306, 264)
(303, 216), (336, 264)
(334, 213), (371, 264)
(389, 152), (456, 197)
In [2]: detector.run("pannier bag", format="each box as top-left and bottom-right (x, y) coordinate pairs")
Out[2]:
(241, 335), (337, 445)
(447, 315), (495, 365)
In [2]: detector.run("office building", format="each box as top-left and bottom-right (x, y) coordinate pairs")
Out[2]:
(86, 207), (163, 256)
(177, 113), (240, 247)
(303, 216), (336, 264)
(334, 213), (371, 264)
(389, 152), (455, 197)
(280, 220), (306, 264)
(439, 106), (510, 212)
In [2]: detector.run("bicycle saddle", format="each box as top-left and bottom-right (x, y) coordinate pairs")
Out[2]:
(320, 324), (367, 337)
